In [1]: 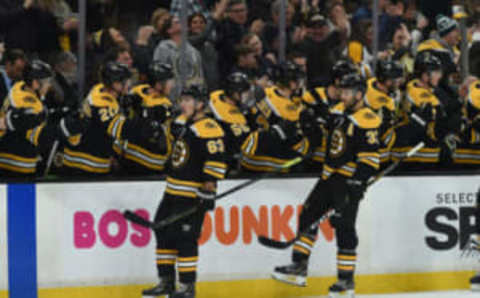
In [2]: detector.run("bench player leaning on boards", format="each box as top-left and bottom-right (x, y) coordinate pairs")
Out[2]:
(0, 60), (86, 177)
(391, 52), (464, 171)
(272, 74), (381, 298)
(300, 60), (358, 170)
(142, 85), (228, 298)
(209, 72), (257, 170)
(364, 60), (404, 166)
(241, 61), (309, 172)
(111, 61), (174, 175)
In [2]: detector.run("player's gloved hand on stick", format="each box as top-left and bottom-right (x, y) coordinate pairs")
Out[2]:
(198, 189), (216, 211)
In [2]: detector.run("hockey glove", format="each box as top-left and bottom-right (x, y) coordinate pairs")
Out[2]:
(197, 189), (216, 211)
(345, 178), (366, 201)
(141, 119), (163, 140)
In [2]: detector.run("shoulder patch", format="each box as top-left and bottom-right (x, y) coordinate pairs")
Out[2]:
(23, 97), (36, 103)
(378, 96), (388, 103)
(420, 92), (430, 98)
(349, 108), (381, 129)
(191, 118), (225, 138)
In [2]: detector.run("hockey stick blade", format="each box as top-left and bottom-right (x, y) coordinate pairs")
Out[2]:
(257, 235), (296, 248)
(123, 210), (153, 228)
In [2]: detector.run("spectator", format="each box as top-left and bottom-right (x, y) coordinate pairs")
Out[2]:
(345, 19), (374, 78)
(153, 16), (204, 101)
(216, 0), (249, 76)
(0, 0), (61, 60)
(388, 23), (414, 75)
(379, 0), (406, 51)
(261, 0), (302, 63)
(300, 13), (343, 87)
(231, 45), (259, 81)
(134, 8), (171, 77)
(170, 0), (210, 18)
(326, 1), (350, 41)
(240, 33), (274, 82)
(0, 48), (27, 102)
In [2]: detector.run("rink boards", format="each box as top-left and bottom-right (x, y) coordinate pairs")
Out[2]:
(0, 176), (478, 298)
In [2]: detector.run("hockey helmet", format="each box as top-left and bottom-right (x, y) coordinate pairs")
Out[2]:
(148, 61), (174, 85)
(224, 72), (250, 97)
(102, 61), (132, 86)
(414, 52), (442, 78)
(23, 60), (53, 85)
(376, 60), (404, 83)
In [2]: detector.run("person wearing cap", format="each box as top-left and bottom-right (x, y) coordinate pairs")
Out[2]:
(300, 12), (344, 88)
(417, 14), (460, 94)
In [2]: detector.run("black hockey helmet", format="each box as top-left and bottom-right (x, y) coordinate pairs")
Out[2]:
(414, 52), (442, 78)
(148, 61), (174, 85)
(273, 60), (305, 87)
(102, 61), (132, 86)
(376, 59), (404, 83)
(181, 84), (209, 103)
(23, 60), (53, 85)
(331, 60), (358, 83)
(224, 72), (250, 97)
(338, 73), (366, 94)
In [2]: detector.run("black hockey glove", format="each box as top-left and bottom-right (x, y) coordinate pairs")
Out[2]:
(411, 103), (435, 128)
(345, 178), (366, 201)
(197, 189), (216, 211)
(141, 119), (163, 140)
(5, 108), (45, 132)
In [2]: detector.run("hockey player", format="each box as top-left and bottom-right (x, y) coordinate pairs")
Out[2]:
(365, 60), (404, 164)
(300, 60), (358, 167)
(391, 52), (463, 170)
(61, 61), (132, 175)
(272, 74), (381, 298)
(209, 72), (255, 169)
(142, 85), (228, 298)
(112, 61), (174, 175)
(240, 61), (309, 172)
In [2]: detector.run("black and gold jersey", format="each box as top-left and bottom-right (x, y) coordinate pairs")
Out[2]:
(453, 80), (480, 166)
(129, 84), (172, 120)
(301, 87), (335, 164)
(0, 82), (45, 175)
(417, 38), (459, 77)
(391, 79), (441, 164)
(322, 102), (381, 182)
(364, 78), (397, 164)
(240, 86), (309, 172)
(62, 84), (120, 174)
(208, 90), (251, 167)
(165, 116), (228, 199)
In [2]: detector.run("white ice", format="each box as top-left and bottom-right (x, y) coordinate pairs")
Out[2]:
(302, 290), (479, 298)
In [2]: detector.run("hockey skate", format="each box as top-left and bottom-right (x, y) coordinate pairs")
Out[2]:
(328, 279), (355, 298)
(142, 276), (175, 297)
(471, 273), (480, 291)
(271, 261), (307, 287)
(171, 282), (195, 298)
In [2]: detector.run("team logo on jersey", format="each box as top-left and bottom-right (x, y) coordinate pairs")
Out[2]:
(420, 92), (430, 98)
(171, 139), (190, 169)
(330, 129), (346, 157)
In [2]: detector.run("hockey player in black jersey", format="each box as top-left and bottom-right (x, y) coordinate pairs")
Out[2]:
(300, 60), (358, 168)
(241, 61), (309, 172)
(112, 61), (174, 175)
(142, 85), (228, 298)
(209, 72), (256, 169)
(272, 74), (381, 298)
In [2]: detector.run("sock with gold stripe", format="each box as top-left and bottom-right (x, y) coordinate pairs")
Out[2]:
(178, 255), (199, 283)
(337, 249), (356, 280)
(156, 248), (178, 278)
(292, 232), (317, 263)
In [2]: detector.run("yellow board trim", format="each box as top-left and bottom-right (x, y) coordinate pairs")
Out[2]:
(0, 290), (7, 298)
(37, 271), (474, 298)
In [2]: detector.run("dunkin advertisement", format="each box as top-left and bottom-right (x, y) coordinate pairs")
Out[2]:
(33, 176), (479, 288)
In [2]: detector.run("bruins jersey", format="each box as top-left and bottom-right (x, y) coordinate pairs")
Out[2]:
(208, 90), (252, 168)
(62, 84), (120, 174)
(391, 79), (441, 165)
(364, 78), (397, 164)
(241, 86), (309, 172)
(165, 116), (228, 199)
(452, 80), (480, 166)
(322, 102), (381, 181)
(129, 84), (172, 120)
(301, 87), (336, 164)
(0, 82), (46, 175)
(417, 38), (459, 77)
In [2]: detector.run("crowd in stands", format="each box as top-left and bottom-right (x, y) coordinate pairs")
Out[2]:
(1, 0), (480, 179)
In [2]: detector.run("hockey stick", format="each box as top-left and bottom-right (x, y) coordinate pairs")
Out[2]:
(44, 140), (59, 176)
(124, 153), (309, 230)
(257, 141), (425, 249)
